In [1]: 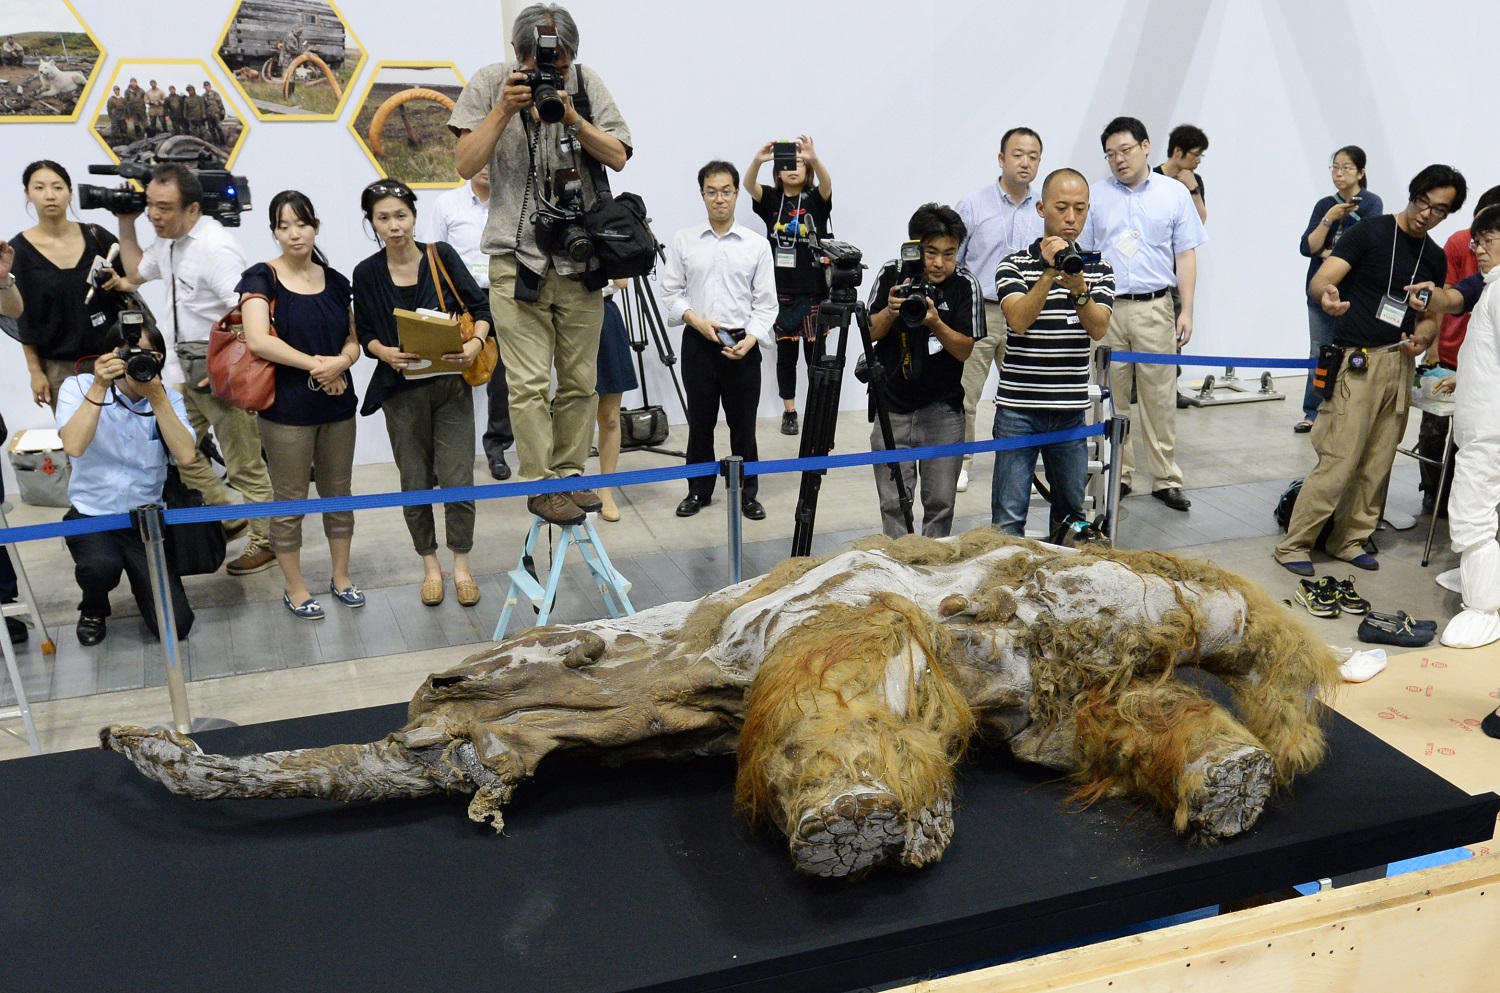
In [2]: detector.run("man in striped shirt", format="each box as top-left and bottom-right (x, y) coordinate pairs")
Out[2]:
(991, 169), (1115, 537)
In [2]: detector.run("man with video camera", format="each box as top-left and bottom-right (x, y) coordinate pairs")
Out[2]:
(56, 314), (197, 647)
(865, 203), (985, 539)
(448, 3), (632, 526)
(990, 169), (1114, 539)
(106, 163), (276, 576)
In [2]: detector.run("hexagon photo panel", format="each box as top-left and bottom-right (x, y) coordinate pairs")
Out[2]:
(216, 0), (365, 121)
(349, 62), (466, 188)
(0, 0), (106, 123)
(89, 59), (250, 169)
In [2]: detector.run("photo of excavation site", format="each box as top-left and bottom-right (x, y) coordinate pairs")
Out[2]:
(216, 0), (364, 120)
(0, 0), (104, 122)
(350, 62), (464, 187)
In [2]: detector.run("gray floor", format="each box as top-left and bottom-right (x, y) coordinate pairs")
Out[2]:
(0, 377), (1463, 710)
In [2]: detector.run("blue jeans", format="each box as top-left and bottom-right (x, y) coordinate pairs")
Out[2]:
(991, 406), (1088, 537)
(1302, 301), (1336, 422)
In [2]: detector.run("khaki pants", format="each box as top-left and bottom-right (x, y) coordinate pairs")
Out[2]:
(258, 417), (356, 553)
(1105, 295), (1182, 491)
(1275, 348), (1412, 562)
(174, 384), (274, 546)
(959, 299), (1006, 473)
(488, 254), (602, 481)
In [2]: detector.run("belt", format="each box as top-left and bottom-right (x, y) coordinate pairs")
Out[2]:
(1333, 341), (1406, 354)
(1116, 288), (1171, 301)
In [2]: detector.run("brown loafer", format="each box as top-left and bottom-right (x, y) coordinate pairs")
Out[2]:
(455, 579), (481, 607)
(420, 577), (444, 606)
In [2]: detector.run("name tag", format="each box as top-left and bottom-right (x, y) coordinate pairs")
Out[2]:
(468, 259), (489, 283)
(1114, 231), (1140, 258)
(1065, 312), (1081, 325)
(775, 246), (797, 268)
(1376, 295), (1408, 327)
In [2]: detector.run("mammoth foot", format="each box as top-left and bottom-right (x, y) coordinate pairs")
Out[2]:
(789, 784), (954, 878)
(1182, 744), (1276, 839)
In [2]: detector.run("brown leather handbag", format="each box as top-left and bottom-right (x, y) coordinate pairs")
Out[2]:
(427, 243), (497, 387)
(208, 268), (279, 411)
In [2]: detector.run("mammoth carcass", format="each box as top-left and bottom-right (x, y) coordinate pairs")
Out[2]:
(103, 531), (1338, 878)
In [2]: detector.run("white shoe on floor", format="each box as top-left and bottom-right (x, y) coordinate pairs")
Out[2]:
(1436, 567), (1462, 594)
(1440, 608), (1500, 649)
(956, 469), (969, 493)
(1339, 648), (1388, 683)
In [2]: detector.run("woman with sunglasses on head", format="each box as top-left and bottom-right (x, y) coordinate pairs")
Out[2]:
(352, 179), (492, 608)
(1295, 146), (1383, 432)
(743, 134), (833, 437)
(238, 190), (364, 621)
(1, 161), (129, 409)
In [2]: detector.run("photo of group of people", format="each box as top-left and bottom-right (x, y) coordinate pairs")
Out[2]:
(89, 61), (247, 166)
(0, 0), (102, 121)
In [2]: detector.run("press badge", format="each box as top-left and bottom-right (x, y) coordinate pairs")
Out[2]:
(1114, 231), (1140, 259)
(1376, 295), (1408, 327)
(775, 246), (797, 268)
(468, 260), (489, 282)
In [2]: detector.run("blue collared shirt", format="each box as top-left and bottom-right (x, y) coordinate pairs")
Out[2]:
(1080, 172), (1208, 295)
(956, 182), (1045, 302)
(55, 375), (194, 517)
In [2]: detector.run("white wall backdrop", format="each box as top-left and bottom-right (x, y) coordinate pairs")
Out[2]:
(2, 0), (1495, 475)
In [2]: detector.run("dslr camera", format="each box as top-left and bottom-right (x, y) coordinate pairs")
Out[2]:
(113, 312), (162, 383)
(80, 161), (252, 228)
(532, 162), (593, 263)
(891, 240), (937, 329)
(522, 25), (568, 124)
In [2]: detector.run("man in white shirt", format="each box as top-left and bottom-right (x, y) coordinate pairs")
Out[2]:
(109, 163), (276, 575)
(419, 165), (514, 480)
(661, 160), (777, 520)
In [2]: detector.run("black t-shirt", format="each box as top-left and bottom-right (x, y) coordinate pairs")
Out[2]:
(1329, 215), (1447, 347)
(750, 186), (832, 297)
(235, 262), (358, 426)
(11, 224), (123, 361)
(1152, 164), (1206, 203)
(864, 260), (984, 414)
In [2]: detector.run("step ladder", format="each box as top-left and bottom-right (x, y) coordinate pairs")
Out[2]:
(1, 501), (53, 756)
(493, 515), (635, 640)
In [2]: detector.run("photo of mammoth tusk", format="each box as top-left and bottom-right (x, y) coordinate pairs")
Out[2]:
(281, 51), (340, 101)
(100, 530), (1340, 879)
(367, 87), (456, 157)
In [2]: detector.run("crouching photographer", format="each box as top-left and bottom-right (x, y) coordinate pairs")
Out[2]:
(448, 3), (635, 526)
(56, 313), (198, 647)
(865, 203), (985, 538)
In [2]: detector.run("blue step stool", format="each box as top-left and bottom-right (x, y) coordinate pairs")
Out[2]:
(493, 515), (635, 640)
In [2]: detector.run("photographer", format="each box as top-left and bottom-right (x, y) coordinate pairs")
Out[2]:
(55, 315), (197, 647)
(448, 3), (632, 526)
(991, 169), (1114, 537)
(865, 203), (985, 539)
(107, 163), (277, 576)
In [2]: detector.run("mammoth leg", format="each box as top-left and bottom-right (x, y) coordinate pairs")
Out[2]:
(1072, 678), (1276, 839)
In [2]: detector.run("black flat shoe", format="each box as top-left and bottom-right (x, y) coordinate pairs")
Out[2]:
(488, 456), (511, 481)
(1151, 486), (1191, 511)
(1119, 482), (1132, 497)
(76, 614), (106, 647)
(6, 616), (28, 644)
(676, 494), (709, 517)
(742, 499), (766, 521)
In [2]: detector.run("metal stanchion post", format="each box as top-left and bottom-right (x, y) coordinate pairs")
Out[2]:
(134, 504), (235, 735)
(1105, 415), (1129, 546)
(723, 457), (744, 585)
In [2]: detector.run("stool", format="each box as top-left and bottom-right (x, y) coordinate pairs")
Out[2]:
(493, 515), (635, 640)
(0, 501), (50, 756)
(1396, 398), (1455, 567)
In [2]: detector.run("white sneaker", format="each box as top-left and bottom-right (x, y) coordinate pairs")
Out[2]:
(1436, 567), (1462, 594)
(956, 469), (969, 493)
(1339, 648), (1388, 683)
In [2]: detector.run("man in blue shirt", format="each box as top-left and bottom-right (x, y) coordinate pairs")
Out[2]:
(56, 316), (199, 646)
(1081, 116), (1208, 511)
(955, 126), (1044, 492)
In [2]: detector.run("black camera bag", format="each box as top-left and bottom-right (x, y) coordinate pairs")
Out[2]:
(620, 405), (669, 449)
(572, 67), (661, 288)
(162, 466), (227, 577)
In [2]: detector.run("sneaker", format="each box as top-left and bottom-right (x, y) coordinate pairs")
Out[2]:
(1328, 575), (1371, 615)
(781, 411), (799, 436)
(1293, 579), (1341, 618)
(1340, 648), (1388, 683)
(569, 487), (604, 513)
(528, 492), (585, 526)
(956, 469), (969, 493)
(226, 541), (276, 576)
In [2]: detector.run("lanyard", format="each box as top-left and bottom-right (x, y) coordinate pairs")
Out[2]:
(777, 190), (807, 246)
(1386, 221), (1425, 298)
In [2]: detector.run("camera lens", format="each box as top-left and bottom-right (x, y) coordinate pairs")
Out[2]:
(532, 82), (565, 123)
(899, 293), (928, 327)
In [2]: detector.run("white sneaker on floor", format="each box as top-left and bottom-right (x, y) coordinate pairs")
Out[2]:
(1441, 608), (1500, 649)
(1436, 567), (1462, 594)
(956, 469), (969, 493)
(1339, 648), (1388, 683)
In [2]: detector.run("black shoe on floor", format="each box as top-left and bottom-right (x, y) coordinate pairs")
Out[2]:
(1119, 482), (1132, 497)
(6, 616), (27, 644)
(488, 455), (511, 481)
(1176, 393), (1191, 409)
(77, 614), (106, 647)
(1482, 709), (1500, 740)
(1328, 575), (1371, 615)
(742, 499), (766, 521)
(1151, 486), (1191, 511)
(676, 494), (709, 518)
(1357, 613), (1433, 648)
(781, 411), (799, 436)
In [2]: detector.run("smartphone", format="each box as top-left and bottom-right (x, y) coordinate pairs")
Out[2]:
(716, 329), (738, 349)
(773, 140), (798, 173)
(1416, 288), (1432, 308)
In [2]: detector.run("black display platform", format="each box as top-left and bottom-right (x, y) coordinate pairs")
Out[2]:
(2, 704), (1494, 993)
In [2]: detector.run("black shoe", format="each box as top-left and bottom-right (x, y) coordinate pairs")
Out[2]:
(488, 455), (511, 481)
(1176, 393), (1191, 409)
(1151, 486), (1191, 511)
(676, 494), (709, 517)
(1482, 709), (1500, 740)
(1368, 610), (1437, 631)
(742, 499), (766, 521)
(77, 614), (106, 647)
(6, 616), (27, 644)
(781, 411), (799, 436)
(1119, 482), (1132, 497)
(1293, 579), (1341, 618)
(1357, 613), (1433, 648)
(1327, 575), (1371, 615)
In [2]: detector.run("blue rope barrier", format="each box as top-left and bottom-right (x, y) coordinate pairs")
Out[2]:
(1112, 351), (1316, 370)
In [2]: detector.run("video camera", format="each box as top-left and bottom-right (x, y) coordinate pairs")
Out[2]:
(522, 25), (567, 124)
(808, 236), (864, 305)
(1049, 242), (1101, 276)
(79, 161), (252, 228)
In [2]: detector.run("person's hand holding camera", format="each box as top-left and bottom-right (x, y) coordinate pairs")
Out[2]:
(884, 282), (912, 315)
(1040, 236), (1088, 297)
(92, 350), (126, 386)
(499, 71), (536, 118)
(797, 134), (818, 166)
(751, 141), (775, 167)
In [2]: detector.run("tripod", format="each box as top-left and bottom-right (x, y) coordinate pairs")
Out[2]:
(618, 274), (687, 458)
(789, 297), (913, 558)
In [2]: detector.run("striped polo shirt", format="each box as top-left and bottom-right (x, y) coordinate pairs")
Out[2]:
(994, 241), (1115, 409)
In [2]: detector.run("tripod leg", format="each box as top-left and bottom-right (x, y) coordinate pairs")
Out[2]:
(790, 354), (844, 558)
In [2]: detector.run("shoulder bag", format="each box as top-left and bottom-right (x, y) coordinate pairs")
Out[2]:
(207, 266), (279, 411)
(428, 243), (498, 387)
(573, 68), (662, 287)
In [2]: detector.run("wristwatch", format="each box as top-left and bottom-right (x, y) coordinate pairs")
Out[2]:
(1073, 289), (1091, 307)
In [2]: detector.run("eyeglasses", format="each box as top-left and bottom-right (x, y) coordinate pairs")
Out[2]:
(1471, 234), (1500, 253)
(1411, 194), (1454, 220)
(702, 189), (736, 201)
(1330, 163), (1359, 174)
(1104, 142), (1141, 163)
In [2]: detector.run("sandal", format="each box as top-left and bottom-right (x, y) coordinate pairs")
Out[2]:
(283, 591), (324, 620)
(455, 579), (481, 607)
(328, 581), (366, 608)
(421, 577), (445, 606)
